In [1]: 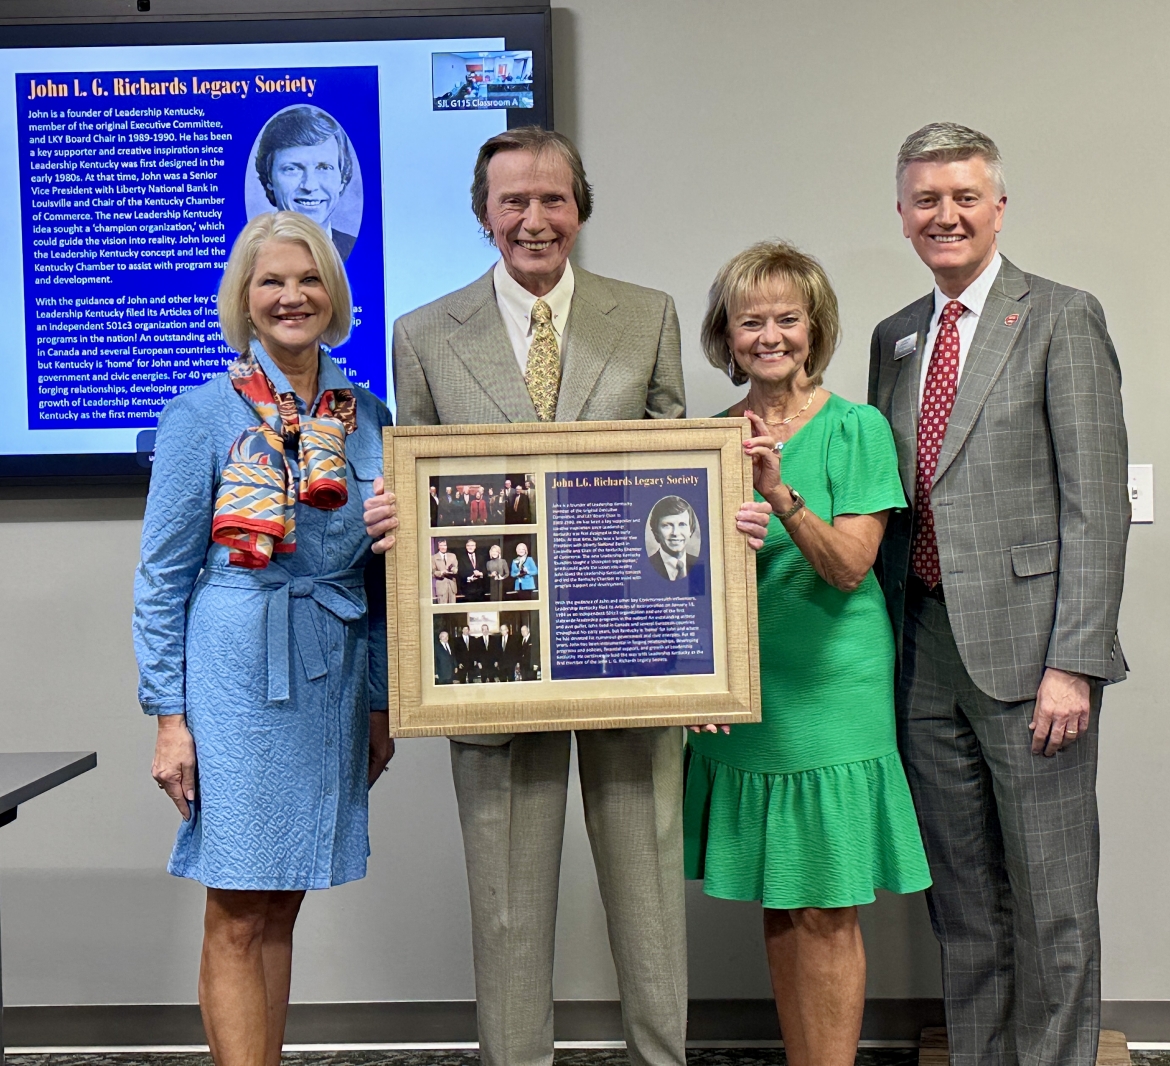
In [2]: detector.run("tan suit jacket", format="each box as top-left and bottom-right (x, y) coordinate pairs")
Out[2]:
(430, 551), (457, 604)
(393, 264), (684, 427)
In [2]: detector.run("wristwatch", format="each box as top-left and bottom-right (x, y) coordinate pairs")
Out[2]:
(776, 487), (805, 522)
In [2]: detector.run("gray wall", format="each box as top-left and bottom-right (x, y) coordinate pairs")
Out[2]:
(2, 0), (1166, 1014)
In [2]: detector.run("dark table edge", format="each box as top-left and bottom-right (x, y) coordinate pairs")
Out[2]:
(0, 752), (98, 815)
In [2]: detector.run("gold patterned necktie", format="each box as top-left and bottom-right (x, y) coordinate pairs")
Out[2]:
(525, 298), (561, 422)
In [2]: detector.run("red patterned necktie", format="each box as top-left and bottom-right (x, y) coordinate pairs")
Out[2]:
(912, 299), (966, 589)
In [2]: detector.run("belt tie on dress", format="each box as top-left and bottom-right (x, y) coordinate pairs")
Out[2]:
(197, 564), (367, 702)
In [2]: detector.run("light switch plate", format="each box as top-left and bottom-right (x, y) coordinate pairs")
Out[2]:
(1129, 464), (1154, 523)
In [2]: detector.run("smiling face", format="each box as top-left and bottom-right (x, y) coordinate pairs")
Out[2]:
(655, 512), (693, 557)
(247, 239), (332, 362)
(898, 156), (1006, 297)
(515, 542), (528, 558)
(485, 148), (582, 296)
(466, 540), (477, 554)
(268, 139), (346, 229)
(727, 282), (811, 391)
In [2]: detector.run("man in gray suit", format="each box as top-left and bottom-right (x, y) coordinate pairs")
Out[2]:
(868, 123), (1129, 1066)
(367, 126), (686, 1066)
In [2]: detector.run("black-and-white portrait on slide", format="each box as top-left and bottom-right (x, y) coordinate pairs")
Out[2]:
(644, 495), (703, 586)
(246, 105), (365, 262)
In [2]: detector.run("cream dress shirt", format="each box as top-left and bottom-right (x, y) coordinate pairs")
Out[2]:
(493, 258), (575, 374)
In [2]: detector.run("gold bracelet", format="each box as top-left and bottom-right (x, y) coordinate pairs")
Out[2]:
(783, 508), (808, 535)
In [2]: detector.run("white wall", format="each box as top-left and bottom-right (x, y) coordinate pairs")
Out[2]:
(432, 53), (470, 97)
(2, 0), (1167, 1011)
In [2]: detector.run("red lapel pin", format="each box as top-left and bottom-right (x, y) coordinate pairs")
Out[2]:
(1004, 313), (1019, 326)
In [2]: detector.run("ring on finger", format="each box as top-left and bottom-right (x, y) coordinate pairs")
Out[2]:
(772, 441), (783, 455)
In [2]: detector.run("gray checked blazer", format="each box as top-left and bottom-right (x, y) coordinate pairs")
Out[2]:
(393, 263), (685, 743)
(868, 256), (1130, 703)
(393, 264), (684, 427)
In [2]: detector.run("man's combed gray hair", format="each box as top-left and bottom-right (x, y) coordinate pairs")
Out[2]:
(471, 126), (593, 238)
(897, 122), (1005, 197)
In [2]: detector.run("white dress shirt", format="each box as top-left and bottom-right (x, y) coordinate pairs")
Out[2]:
(493, 258), (575, 373)
(919, 252), (1002, 404)
(659, 550), (687, 581)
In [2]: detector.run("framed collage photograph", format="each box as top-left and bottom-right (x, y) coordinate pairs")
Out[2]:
(383, 419), (761, 737)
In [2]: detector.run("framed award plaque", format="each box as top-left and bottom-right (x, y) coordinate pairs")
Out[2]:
(383, 418), (761, 737)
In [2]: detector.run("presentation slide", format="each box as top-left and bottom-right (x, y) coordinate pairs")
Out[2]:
(0, 35), (515, 464)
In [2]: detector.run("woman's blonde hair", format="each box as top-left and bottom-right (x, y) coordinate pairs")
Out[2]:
(700, 240), (841, 387)
(218, 211), (352, 354)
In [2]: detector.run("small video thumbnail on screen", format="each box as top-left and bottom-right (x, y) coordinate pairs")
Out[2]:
(432, 50), (534, 111)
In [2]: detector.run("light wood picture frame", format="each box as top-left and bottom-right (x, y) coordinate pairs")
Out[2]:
(383, 418), (761, 737)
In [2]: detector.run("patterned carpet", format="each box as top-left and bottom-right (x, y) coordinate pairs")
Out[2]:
(6, 1051), (1170, 1066)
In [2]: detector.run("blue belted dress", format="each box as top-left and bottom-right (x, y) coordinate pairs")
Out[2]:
(133, 347), (391, 890)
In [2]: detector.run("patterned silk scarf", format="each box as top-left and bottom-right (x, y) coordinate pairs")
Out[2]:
(211, 340), (357, 569)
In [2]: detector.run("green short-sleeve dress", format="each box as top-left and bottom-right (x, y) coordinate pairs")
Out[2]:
(685, 392), (931, 909)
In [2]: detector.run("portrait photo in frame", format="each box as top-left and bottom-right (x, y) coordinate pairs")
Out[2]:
(383, 419), (761, 737)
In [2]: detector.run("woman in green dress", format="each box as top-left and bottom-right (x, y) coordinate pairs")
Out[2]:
(685, 241), (931, 1066)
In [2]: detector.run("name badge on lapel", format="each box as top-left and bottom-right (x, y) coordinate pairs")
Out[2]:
(894, 333), (917, 359)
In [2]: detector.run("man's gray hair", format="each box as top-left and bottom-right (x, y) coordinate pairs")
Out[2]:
(896, 122), (1005, 198)
(471, 125), (593, 238)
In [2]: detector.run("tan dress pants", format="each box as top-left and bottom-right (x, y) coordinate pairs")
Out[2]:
(449, 727), (688, 1066)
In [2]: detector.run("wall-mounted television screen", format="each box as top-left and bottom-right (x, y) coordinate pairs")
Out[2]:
(0, 5), (551, 479)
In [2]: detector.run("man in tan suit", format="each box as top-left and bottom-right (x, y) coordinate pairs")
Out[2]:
(366, 126), (686, 1066)
(431, 538), (458, 604)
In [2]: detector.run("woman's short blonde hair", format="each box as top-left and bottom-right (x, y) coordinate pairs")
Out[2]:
(700, 240), (841, 387)
(218, 211), (352, 354)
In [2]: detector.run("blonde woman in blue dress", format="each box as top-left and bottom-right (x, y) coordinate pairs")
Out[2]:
(135, 212), (393, 1065)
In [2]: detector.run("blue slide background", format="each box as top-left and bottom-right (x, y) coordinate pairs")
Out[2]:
(17, 66), (384, 430)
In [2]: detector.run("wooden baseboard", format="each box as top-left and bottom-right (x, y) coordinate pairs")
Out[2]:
(919, 1027), (1131, 1066)
(918, 1027), (948, 1066)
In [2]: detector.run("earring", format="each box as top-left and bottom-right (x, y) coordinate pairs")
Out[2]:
(726, 352), (737, 381)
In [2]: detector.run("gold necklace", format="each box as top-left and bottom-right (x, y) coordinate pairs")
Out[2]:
(753, 386), (817, 426)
